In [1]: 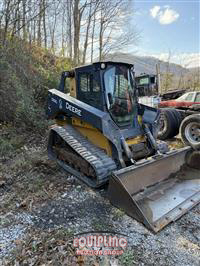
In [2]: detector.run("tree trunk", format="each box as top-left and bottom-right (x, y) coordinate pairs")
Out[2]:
(67, 0), (72, 59)
(73, 0), (80, 65)
(61, 6), (65, 56)
(11, 1), (20, 40)
(22, 0), (26, 40)
(99, 14), (104, 61)
(82, 2), (92, 64)
(43, 0), (47, 48)
(17, 6), (21, 37)
(91, 12), (96, 63)
(33, 18), (36, 43)
(3, 0), (11, 45)
(27, 0), (31, 45)
(37, 0), (42, 46)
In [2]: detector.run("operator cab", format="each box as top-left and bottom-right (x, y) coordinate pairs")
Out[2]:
(74, 62), (137, 127)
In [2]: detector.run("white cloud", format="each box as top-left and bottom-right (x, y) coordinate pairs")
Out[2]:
(159, 9), (180, 24)
(150, 6), (160, 18)
(150, 6), (180, 25)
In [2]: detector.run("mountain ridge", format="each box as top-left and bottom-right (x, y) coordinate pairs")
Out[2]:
(104, 52), (189, 76)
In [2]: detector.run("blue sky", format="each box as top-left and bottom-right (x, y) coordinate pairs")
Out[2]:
(130, 0), (200, 67)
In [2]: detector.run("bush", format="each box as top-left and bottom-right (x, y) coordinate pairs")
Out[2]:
(0, 133), (25, 156)
(0, 137), (15, 156)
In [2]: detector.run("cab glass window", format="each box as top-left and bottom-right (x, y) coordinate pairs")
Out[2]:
(80, 73), (90, 92)
(185, 93), (194, 101)
(139, 77), (149, 85)
(195, 93), (200, 102)
(78, 72), (101, 109)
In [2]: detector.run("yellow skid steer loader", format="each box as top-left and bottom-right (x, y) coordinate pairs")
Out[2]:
(46, 62), (200, 232)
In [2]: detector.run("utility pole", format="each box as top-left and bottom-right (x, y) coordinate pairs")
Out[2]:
(156, 62), (161, 95)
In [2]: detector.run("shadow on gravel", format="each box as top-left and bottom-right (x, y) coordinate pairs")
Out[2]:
(32, 185), (115, 233)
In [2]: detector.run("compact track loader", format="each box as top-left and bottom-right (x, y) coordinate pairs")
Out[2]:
(47, 61), (200, 232)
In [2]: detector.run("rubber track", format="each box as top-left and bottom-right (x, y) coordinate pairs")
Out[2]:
(50, 125), (117, 188)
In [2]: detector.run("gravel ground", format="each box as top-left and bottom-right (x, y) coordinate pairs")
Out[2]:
(0, 212), (34, 259)
(26, 184), (200, 265)
(0, 139), (200, 265)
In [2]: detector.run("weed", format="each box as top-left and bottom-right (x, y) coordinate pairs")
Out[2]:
(119, 250), (136, 266)
(91, 218), (105, 231)
(113, 208), (125, 220)
(55, 228), (75, 239)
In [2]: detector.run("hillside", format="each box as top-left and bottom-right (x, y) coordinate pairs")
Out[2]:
(188, 67), (200, 72)
(0, 39), (71, 128)
(104, 52), (200, 90)
(104, 52), (189, 76)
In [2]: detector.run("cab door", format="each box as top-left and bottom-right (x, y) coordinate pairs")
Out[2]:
(77, 67), (103, 110)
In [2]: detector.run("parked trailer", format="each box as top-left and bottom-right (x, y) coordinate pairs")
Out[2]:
(135, 74), (200, 142)
(158, 91), (200, 140)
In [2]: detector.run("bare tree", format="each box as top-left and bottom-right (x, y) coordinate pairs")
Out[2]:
(66, 0), (73, 59)
(161, 51), (174, 92)
(37, 0), (42, 46)
(43, 0), (47, 48)
(90, 9), (96, 62)
(47, 0), (61, 53)
(82, 1), (92, 64)
(22, 0), (26, 39)
(95, 0), (137, 60)
(2, 0), (12, 44)
(0, 0), (140, 67)
(82, 0), (100, 64)
(73, 0), (89, 64)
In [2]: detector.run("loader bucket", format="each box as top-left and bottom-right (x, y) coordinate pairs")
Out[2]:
(108, 147), (200, 232)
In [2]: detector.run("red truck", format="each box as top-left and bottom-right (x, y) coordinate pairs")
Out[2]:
(159, 91), (200, 108)
(158, 91), (200, 141)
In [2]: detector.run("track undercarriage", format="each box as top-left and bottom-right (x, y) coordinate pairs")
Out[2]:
(48, 124), (117, 188)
